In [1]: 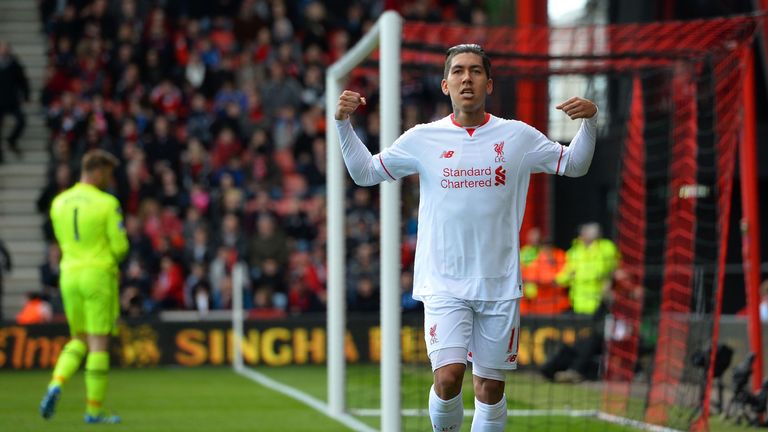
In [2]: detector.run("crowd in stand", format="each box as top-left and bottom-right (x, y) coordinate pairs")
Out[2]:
(35, 0), (487, 319)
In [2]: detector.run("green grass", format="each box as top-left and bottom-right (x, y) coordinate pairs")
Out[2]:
(0, 366), (749, 431)
(0, 367), (351, 432)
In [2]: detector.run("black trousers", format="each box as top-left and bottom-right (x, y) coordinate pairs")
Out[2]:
(0, 105), (25, 161)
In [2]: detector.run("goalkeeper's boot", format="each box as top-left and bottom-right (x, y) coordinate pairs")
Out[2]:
(84, 412), (121, 424)
(39, 386), (61, 419)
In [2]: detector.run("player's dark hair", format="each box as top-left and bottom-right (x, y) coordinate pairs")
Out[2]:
(444, 44), (491, 79)
(82, 149), (120, 172)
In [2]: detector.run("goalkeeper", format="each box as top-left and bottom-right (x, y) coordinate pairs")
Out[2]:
(39, 149), (128, 424)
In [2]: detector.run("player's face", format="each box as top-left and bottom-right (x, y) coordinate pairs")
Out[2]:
(441, 53), (493, 113)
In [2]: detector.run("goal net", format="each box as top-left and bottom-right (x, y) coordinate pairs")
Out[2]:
(232, 11), (764, 432)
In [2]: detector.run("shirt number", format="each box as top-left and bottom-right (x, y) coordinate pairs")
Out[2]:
(73, 207), (80, 241)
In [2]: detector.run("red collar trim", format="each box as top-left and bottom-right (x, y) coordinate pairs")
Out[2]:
(450, 113), (491, 136)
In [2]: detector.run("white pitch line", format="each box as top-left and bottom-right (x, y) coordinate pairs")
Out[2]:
(235, 366), (377, 432)
(351, 408), (685, 432)
(352, 408), (597, 417)
(596, 412), (684, 432)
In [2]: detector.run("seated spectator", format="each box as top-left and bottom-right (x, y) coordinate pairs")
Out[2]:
(520, 229), (569, 315)
(349, 276), (378, 312)
(401, 270), (420, 313)
(181, 138), (211, 187)
(17, 293), (53, 325)
(39, 243), (62, 313)
(151, 255), (185, 309)
(184, 224), (214, 265)
(249, 286), (287, 320)
(249, 214), (289, 271)
(192, 280), (214, 314)
(210, 127), (243, 170)
(287, 276), (323, 315)
(150, 79), (184, 120)
(144, 116), (181, 175)
(215, 213), (249, 259)
(186, 94), (212, 144)
(179, 259), (214, 314)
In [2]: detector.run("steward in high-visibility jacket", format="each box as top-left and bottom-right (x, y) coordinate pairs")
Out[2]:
(521, 244), (570, 315)
(556, 234), (619, 315)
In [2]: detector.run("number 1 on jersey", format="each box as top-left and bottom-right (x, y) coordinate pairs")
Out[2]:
(73, 207), (80, 241)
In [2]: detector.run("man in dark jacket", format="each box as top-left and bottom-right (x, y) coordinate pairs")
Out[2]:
(0, 238), (12, 321)
(0, 41), (30, 162)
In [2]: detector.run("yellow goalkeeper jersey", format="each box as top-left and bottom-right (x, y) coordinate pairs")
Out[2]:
(50, 182), (129, 272)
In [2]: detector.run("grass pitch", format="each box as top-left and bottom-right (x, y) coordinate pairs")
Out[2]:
(0, 366), (746, 431)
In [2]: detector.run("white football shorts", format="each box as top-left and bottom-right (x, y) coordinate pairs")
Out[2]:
(422, 295), (521, 371)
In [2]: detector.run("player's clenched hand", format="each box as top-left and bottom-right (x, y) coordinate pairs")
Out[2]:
(335, 90), (367, 120)
(556, 97), (597, 120)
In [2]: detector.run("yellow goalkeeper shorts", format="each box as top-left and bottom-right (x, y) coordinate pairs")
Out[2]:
(60, 267), (119, 336)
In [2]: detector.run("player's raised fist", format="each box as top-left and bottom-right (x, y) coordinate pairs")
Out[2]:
(335, 90), (367, 120)
(556, 97), (597, 120)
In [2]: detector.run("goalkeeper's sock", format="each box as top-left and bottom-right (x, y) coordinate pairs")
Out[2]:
(428, 385), (464, 432)
(85, 351), (110, 416)
(49, 338), (87, 389)
(470, 395), (507, 432)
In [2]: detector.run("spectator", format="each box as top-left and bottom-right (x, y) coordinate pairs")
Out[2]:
(184, 223), (214, 265)
(144, 116), (181, 175)
(349, 276), (379, 312)
(520, 229), (569, 315)
(40, 243), (62, 313)
(0, 239), (11, 320)
(0, 41), (30, 162)
(287, 276), (323, 315)
(186, 94), (213, 144)
(17, 293), (53, 325)
(261, 61), (302, 119)
(192, 280), (214, 314)
(347, 243), (379, 294)
(215, 213), (249, 259)
(151, 255), (185, 309)
(249, 214), (289, 272)
(250, 285), (287, 320)
(401, 270), (421, 313)
(184, 261), (210, 310)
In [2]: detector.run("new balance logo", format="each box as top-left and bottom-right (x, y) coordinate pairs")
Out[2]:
(494, 166), (506, 186)
(440, 150), (455, 159)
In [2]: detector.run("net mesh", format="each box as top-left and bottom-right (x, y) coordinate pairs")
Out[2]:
(339, 14), (764, 431)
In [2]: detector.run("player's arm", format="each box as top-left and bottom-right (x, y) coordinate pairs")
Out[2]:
(555, 97), (598, 177)
(106, 197), (129, 263)
(334, 90), (387, 186)
(335, 90), (419, 186)
(524, 97), (598, 177)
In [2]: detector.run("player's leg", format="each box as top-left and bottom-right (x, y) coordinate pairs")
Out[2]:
(469, 298), (521, 431)
(41, 271), (88, 419)
(471, 367), (507, 431)
(424, 295), (473, 431)
(82, 269), (120, 423)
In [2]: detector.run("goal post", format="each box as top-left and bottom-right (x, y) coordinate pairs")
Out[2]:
(325, 10), (403, 430)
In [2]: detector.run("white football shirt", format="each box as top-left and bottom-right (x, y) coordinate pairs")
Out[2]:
(337, 112), (597, 301)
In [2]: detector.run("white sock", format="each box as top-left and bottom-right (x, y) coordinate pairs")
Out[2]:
(471, 395), (507, 432)
(429, 384), (464, 432)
